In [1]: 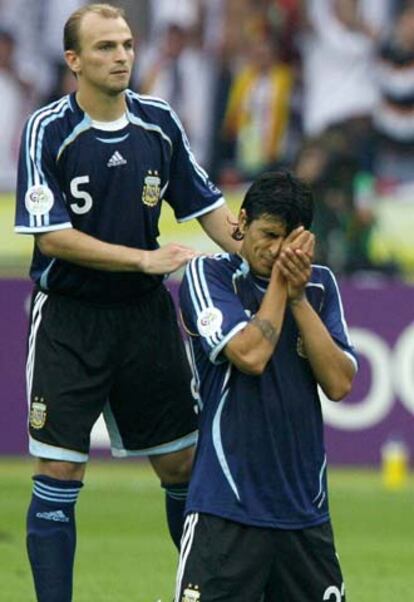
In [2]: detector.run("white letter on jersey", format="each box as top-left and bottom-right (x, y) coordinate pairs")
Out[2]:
(70, 176), (93, 215)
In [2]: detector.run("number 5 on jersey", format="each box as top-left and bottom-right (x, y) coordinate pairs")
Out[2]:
(70, 175), (93, 215)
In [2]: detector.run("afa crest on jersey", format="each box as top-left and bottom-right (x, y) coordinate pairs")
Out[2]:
(30, 398), (47, 429)
(181, 584), (201, 601)
(142, 170), (161, 207)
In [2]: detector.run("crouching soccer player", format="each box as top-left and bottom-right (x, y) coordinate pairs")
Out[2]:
(175, 171), (357, 601)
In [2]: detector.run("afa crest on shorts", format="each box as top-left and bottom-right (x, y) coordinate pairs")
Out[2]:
(30, 397), (47, 429)
(181, 584), (200, 601)
(142, 170), (161, 207)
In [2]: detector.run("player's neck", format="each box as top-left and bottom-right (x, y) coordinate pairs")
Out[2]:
(76, 88), (127, 122)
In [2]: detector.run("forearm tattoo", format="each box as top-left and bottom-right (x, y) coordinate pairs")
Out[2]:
(250, 316), (279, 345)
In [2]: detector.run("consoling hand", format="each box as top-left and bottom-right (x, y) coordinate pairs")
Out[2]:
(142, 243), (200, 274)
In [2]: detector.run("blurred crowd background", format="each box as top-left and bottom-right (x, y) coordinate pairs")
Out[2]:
(2, 0), (414, 277)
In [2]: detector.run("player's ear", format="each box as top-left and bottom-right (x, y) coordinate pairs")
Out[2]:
(231, 209), (247, 241)
(238, 209), (248, 235)
(64, 50), (81, 75)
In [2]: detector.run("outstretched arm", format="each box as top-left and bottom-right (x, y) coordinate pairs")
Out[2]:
(36, 229), (199, 275)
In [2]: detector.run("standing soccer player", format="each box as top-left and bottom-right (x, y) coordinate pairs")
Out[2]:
(14, 4), (240, 601)
(176, 171), (357, 601)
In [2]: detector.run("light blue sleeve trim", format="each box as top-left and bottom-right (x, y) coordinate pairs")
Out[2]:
(111, 430), (198, 458)
(25, 97), (69, 187)
(15, 223), (73, 234)
(176, 197), (225, 223)
(209, 321), (248, 364)
(29, 436), (88, 462)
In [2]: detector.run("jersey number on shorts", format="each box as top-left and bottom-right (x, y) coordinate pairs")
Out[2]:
(323, 582), (345, 601)
(70, 176), (93, 215)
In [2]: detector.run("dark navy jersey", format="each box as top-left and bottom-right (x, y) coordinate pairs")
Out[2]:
(180, 254), (357, 530)
(15, 91), (223, 303)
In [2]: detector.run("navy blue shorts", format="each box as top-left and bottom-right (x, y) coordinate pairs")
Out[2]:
(175, 513), (345, 602)
(27, 285), (197, 461)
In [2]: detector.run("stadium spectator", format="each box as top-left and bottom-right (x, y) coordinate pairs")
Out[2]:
(293, 1), (403, 275)
(14, 4), (240, 601)
(299, 0), (392, 172)
(0, 28), (32, 190)
(373, 2), (414, 183)
(175, 171), (357, 601)
(147, 0), (200, 36)
(139, 23), (188, 108)
(204, 0), (251, 181)
(295, 135), (356, 271)
(0, 0), (85, 103)
(295, 132), (377, 273)
(138, 20), (215, 166)
(222, 34), (293, 179)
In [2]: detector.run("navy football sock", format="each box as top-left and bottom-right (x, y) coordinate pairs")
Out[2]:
(26, 475), (83, 602)
(162, 482), (189, 550)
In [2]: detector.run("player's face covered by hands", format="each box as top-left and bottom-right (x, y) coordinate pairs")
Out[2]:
(277, 228), (315, 302)
(239, 211), (315, 282)
(239, 212), (288, 277)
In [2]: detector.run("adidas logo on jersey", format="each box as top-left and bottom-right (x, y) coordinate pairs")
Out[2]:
(107, 151), (127, 167)
(36, 510), (70, 523)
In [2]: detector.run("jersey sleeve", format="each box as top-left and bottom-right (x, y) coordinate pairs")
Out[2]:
(163, 110), (225, 221)
(15, 115), (72, 234)
(320, 269), (358, 371)
(180, 256), (249, 363)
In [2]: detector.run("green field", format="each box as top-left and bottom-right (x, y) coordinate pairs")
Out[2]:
(1, 459), (413, 601)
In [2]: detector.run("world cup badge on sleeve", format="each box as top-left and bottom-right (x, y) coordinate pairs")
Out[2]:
(142, 170), (161, 207)
(182, 584), (201, 601)
(25, 185), (54, 216)
(29, 398), (47, 429)
(197, 307), (223, 339)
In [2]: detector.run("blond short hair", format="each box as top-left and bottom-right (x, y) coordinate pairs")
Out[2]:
(64, 3), (126, 52)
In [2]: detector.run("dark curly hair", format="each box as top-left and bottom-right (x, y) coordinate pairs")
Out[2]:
(240, 170), (314, 233)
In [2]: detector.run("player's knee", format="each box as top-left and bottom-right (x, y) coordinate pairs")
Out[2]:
(150, 446), (194, 484)
(169, 452), (193, 483)
(36, 459), (86, 482)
